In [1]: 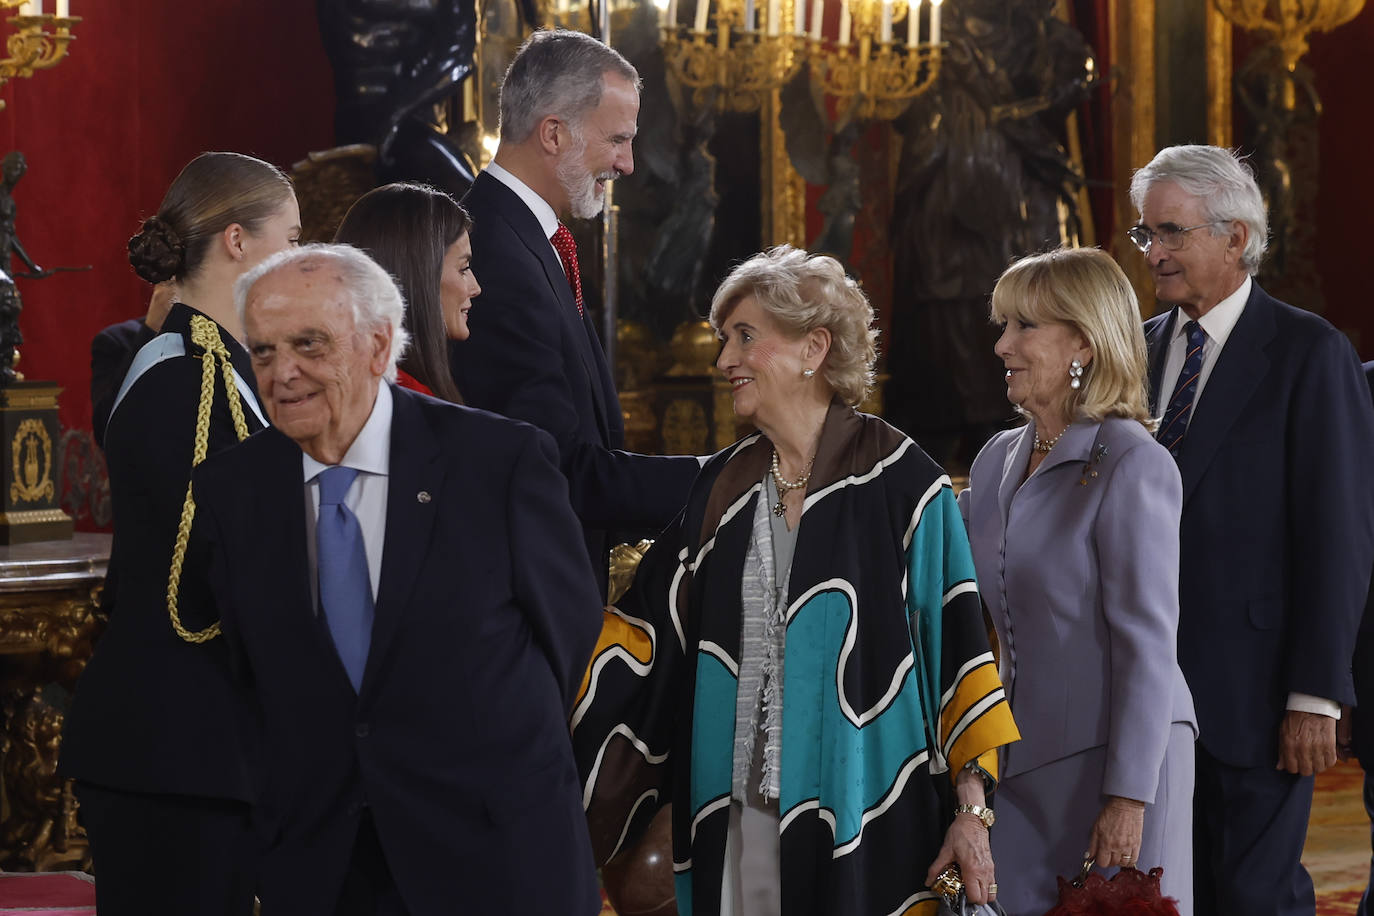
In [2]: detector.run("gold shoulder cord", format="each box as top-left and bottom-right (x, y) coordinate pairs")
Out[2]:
(166, 315), (252, 643)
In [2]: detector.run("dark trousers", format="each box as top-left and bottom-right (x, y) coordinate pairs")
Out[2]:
(1193, 744), (1316, 916)
(76, 780), (257, 916)
(1359, 766), (1373, 916)
(334, 809), (409, 916)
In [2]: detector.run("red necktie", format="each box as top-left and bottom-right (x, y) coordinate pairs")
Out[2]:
(550, 223), (585, 318)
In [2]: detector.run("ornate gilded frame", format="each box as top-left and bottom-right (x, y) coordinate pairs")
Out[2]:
(1111, 0), (1232, 311)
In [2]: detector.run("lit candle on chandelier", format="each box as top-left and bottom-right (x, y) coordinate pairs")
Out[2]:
(794, 0), (804, 34)
(930, 0), (942, 45)
(908, 0), (922, 47)
(880, 0), (892, 43)
(767, 0), (781, 35)
(694, 0), (710, 31)
(55, 0), (69, 16)
(663, 0), (678, 27)
(838, 0), (851, 45)
(810, 0), (823, 40)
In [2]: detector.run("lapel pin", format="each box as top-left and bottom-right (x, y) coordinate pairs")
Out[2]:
(416, 491), (432, 504)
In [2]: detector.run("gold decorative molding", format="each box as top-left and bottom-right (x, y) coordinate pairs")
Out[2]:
(0, 533), (109, 872)
(1206, 6), (1233, 147)
(763, 90), (807, 246)
(1110, 0), (1157, 315)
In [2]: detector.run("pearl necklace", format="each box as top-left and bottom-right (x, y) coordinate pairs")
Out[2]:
(770, 449), (815, 517)
(1032, 427), (1066, 453)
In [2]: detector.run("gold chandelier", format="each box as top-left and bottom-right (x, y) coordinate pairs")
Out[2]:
(0, 0), (80, 112)
(1213, 0), (1364, 100)
(659, 0), (944, 118)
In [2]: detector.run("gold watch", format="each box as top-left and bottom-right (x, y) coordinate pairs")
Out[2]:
(954, 803), (995, 828)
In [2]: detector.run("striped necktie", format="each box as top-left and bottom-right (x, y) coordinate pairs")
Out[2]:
(1157, 319), (1207, 458)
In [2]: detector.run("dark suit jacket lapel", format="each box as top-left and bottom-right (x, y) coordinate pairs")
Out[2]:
(472, 173), (613, 441)
(254, 428), (352, 687)
(361, 387), (444, 696)
(1176, 283), (1274, 503)
(1145, 309), (1177, 416)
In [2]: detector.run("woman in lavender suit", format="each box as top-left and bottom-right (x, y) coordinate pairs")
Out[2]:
(959, 247), (1198, 915)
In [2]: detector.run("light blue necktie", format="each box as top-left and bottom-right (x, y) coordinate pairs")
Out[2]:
(316, 466), (373, 691)
(1157, 319), (1207, 458)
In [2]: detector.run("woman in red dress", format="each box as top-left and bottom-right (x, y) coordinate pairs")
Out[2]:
(335, 183), (481, 401)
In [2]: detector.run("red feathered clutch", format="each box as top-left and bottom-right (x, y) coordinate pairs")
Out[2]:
(1041, 860), (1182, 916)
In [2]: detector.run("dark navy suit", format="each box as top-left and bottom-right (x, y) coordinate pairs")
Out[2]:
(192, 386), (604, 915)
(1144, 283), (1374, 916)
(454, 171), (698, 596)
(89, 317), (155, 450)
(1356, 361), (1374, 916)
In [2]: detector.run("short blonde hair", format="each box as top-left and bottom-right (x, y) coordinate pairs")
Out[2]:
(708, 245), (878, 407)
(990, 247), (1156, 430)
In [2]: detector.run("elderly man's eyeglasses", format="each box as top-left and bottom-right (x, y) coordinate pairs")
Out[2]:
(1126, 221), (1223, 253)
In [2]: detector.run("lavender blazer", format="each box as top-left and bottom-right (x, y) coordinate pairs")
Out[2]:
(959, 416), (1197, 802)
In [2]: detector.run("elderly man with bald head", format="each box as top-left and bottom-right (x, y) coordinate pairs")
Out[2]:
(191, 244), (604, 916)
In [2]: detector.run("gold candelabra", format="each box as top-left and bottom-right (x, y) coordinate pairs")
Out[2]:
(807, 0), (942, 122)
(660, 0), (804, 112)
(660, 0), (943, 118)
(1213, 0), (1364, 103)
(0, 0), (79, 112)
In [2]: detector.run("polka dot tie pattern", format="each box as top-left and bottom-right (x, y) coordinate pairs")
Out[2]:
(1157, 319), (1207, 458)
(551, 223), (585, 318)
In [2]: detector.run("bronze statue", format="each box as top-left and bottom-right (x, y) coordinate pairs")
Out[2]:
(886, 0), (1095, 464)
(0, 150), (92, 385)
(1236, 43), (1320, 287)
(0, 152), (51, 280)
(642, 110), (720, 322)
(0, 273), (22, 385)
(316, 0), (490, 198)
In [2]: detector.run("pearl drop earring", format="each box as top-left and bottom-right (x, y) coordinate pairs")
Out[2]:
(1069, 359), (1084, 390)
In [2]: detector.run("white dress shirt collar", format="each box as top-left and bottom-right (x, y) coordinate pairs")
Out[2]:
(1170, 274), (1251, 352)
(302, 382), (392, 605)
(485, 161), (561, 242)
(302, 382), (393, 484)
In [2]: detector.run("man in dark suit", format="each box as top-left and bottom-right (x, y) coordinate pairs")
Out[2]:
(1131, 145), (1374, 916)
(1343, 361), (1374, 916)
(89, 281), (172, 449)
(454, 29), (699, 597)
(192, 245), (604, 915)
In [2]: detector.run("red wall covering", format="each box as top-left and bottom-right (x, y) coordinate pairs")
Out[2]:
(0, 0), (335, 434)
(1310, 5), (1374, 358)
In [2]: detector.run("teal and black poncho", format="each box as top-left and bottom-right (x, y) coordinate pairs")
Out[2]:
(574, 401), (1020, 916)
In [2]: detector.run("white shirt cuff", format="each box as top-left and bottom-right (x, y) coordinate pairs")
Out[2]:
(1286, 692), (1341, 719)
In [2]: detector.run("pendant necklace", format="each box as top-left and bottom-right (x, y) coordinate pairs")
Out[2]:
(771, 449), (815, 517)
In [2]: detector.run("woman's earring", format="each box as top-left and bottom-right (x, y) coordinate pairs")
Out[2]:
(1069, 359), (1084, 390)
(802, 367), (815, 378)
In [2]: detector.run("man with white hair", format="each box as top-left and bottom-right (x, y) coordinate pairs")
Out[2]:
(191, 244), (604, 915)
(1131, 145), (1374, 916)
(453, 28), (700, 599)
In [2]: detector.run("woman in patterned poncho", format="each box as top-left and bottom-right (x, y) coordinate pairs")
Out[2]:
(574, 246), (1020, 916)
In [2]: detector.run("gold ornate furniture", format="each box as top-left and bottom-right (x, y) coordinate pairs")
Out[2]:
(0, 532), (107, 872)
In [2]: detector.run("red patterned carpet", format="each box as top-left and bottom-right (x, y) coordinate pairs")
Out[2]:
(0, 871), (94, 914)
(1308, 760), (1369, 915)
(600, 761), (1372, 916)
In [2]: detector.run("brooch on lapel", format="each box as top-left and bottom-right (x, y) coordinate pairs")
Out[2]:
(1079, 444), (1109, 486)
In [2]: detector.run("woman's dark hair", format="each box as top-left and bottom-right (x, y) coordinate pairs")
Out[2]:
(334, 182), (472, 404)
(127, 151), (294, 285)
